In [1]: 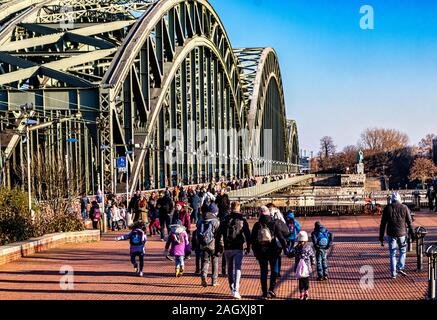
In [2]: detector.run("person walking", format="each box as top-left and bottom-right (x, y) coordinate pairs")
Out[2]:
(250, 206), (288, 300)
(311, 221), (333, 281)
(426, 185), (435, 211)
(80, 193), (90, 223)
(197, 203), (222, 287)
(188, 188), (201, 224)
(89, 200), (101, 230)
(164, 223), (191, 277)
(215, 201), (251, 299)
(115, 221), (147, 277)
(289, 231), (315, 300)
(285, 211), (301, 250)
(157, 191), (174, 241)
(379, 192), (415, 279)
(172, 201), (191, 234)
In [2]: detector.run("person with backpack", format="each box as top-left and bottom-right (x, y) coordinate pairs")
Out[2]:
(197, 203), (222, 287)
(250, 206), (288, 300)
(379, 192), (415, 279)
(157, 191), (174, 241)
(311, 221), (334, 281)
(164, 223), (191, 277)
(289, 231), (315, 300)
(89, 200), (101, 230)
(215, 201), (251, 299)
(285, 211), (301, 250)
(115, 221), (147, 277)
(266, 203), (286, 277)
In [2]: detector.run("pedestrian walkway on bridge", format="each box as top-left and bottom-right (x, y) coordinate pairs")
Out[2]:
(0, 213), (436, 300)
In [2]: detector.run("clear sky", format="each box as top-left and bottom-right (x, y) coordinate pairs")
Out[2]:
(209, 0), (437, 156)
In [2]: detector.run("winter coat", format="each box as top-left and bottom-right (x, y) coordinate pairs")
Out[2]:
(166, 228), (190, 257)
(117, 228), (147, 254)
(379, 202), (414, 241)
(216, 212), (251, 251)
(250, 215), (288, 259)
(196, 212), (221, 253)
(285, 213), (301, 242)
(157, 195), (174, 217)
(171, 208), (191, 232)
(291, 243), (315, 274)
(311, 222), (334, 250)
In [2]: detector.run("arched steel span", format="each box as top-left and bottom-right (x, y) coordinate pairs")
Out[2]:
(0, 0), (299, 195)
(287, 119), (299, 167)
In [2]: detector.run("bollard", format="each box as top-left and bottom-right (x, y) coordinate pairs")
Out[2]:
(415, 226), (427, 271)
(425, 244), (437, 300)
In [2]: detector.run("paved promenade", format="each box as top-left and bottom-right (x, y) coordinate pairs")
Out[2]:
(1, 212), (436, 300)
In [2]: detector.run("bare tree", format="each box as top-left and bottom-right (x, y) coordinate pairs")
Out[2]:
(409, 157), (437, 187)
(418, 133), (436, 157)
(359, 128), (409, 154)
(319, 136), (336, 158)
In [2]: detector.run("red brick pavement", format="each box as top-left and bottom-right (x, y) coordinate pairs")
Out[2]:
(1, 212), (437, 300)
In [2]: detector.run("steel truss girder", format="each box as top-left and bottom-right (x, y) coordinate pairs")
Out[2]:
(0, 0), (298, 193)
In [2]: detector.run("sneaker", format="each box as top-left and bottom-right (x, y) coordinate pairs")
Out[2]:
(268, 290), (277, 298)
(391, 275), (397, 279)
(201, 278), (208, 287)
(317, 276), (324, 281)
(139, 272), (143, 277)
(303, 293), (309, 300)
(323, 276), (328, 281)
(398, 269), (407, 277)
(134, 264), (138, 273)
(233, 291), (242, 299)
(176, 268), (181, 277)
(261, 296), (268, 301)
(212, 280), (219, 287)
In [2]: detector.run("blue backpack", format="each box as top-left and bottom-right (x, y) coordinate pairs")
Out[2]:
(197, 219), (215, 248)
(317, 229), (329, 248)
(130, 229), (143, 246)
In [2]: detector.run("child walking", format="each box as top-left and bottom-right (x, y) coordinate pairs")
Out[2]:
(285, 211), (301, 250)
(290, 231), (315, 300)
(164, 223), (191, 277)
(311, 221), (333, 281)
(115, 221), (147, 277)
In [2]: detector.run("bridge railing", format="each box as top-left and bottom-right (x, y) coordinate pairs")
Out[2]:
(228, 174), (314, 201)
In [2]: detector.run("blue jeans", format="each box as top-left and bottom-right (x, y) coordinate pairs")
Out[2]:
(258, 255), (279, 297)
(175, 256), (185, 269)
(388, 236), (407, 276)
(316, 249), (328, 277)
(191, 208), (199, 223)
(224, 250), (243, 293)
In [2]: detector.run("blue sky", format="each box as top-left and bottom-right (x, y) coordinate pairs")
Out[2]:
(210, 0), (437, 155)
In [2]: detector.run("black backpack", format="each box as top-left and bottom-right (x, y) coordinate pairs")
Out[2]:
(226, 217), (244, 244)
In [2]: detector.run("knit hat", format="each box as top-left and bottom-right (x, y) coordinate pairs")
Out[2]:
(259, 206), (270, 216)
(297, 231), (308, 242)
(176, 201), (185, 207)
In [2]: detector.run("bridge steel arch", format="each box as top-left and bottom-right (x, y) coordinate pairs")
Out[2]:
(0, 0), (299, 195)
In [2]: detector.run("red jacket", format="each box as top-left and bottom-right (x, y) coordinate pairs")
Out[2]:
(171, 209), (191, 232)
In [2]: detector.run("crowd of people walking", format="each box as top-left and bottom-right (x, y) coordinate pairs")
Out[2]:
(77, 175), (428, 300)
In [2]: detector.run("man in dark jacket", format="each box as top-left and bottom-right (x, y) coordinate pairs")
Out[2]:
(426, 186), (435, 211)
(157, 191), (174, 241)
(216, 188), (230, 220)
(188, 188), (201, 224)
(311, 221), (334, 281)
(197, 203), (222, 287)
(379, 192), (415, 279)
(250, 206), (288, 300)
(215, 201), (251, 299)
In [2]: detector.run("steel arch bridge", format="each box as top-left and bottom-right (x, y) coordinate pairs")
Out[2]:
(0, 0), (300, 195)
